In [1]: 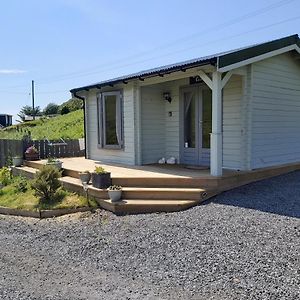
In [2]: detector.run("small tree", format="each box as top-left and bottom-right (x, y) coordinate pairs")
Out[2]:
(31, 165), (62, 203)
(18, 105), (41, 121)
(43, 102), (59, 115)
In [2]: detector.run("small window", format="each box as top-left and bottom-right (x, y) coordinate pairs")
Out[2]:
(98, 91), (123, 149)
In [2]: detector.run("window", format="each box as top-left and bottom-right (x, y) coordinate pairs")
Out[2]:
(98, 91), (123, 149)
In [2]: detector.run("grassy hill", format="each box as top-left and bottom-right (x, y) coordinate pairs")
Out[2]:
(0, 110), (84, 140)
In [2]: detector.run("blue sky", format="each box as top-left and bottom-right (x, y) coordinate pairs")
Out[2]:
(1, 0), (300, 121)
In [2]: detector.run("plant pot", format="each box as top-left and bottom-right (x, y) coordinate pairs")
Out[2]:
(108, 190), (122, 202)
(12, 157), (23, 167)
(92, 172), (111, 189)
(79, 172), (91, 184)
(46, 161), (62, 170)
(24, 153), (39, 161)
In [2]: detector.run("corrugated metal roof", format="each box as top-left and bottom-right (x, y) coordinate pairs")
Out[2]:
(71, 34), (299, 93)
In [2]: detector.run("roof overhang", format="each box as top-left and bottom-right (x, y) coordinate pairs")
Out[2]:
(218, 34), (300, 72)
(71, 34), (300, 94)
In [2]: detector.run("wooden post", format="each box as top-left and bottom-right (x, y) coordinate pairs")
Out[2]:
(210, 71), (223, 176)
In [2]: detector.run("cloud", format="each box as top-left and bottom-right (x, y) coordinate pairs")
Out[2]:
(0, 69), (27, 74)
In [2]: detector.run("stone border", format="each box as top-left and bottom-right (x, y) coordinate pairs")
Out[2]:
(0, 206), (93, 219)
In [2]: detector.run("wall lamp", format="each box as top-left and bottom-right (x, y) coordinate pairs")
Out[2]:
(163, 92), (172, 103)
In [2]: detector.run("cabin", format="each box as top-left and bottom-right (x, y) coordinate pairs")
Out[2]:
(71, 34), (300, 177)
(0, 114), (12, 128)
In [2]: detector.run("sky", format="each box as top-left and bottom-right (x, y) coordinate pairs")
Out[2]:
(1, 0), (300, 121)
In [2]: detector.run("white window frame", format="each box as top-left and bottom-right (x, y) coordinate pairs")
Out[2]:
(97, 90), (123, 149)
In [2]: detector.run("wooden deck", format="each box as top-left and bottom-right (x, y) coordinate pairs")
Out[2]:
(12, 158), (300, 214)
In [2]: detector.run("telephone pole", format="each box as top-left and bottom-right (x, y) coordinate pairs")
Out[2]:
(31, 80), (35, 120)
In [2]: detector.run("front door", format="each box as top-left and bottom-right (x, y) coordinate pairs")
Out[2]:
(180, 86), (212, 166)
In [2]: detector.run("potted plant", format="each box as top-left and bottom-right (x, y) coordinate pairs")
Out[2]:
(46, 157), (63, 170)
(12, 156), (23, 167)
(91, 166), (111, 189)
(24, 146), (39, 161)
(107, 185), (122, 202)
(79, 170), (91, 184)
(25, 146), (40, 160)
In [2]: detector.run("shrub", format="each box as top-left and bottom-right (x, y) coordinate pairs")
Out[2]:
(61, 106), (70, 115)
(0, 167), (12, 186)
(31, 165), (62, 202)
(43, 102), (59, 115)
(14, 176), (28, 193)
(25, 146), (38, 154)
(94, 166), (108, 174)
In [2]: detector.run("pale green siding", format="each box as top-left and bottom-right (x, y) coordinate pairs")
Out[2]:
(251, 52), (300, 168)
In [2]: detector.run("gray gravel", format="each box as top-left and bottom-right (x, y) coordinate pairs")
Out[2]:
(0, 171), (300, 300)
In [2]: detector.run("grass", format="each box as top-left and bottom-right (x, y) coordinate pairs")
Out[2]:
(0, 109), (84, 140)
(0, 176), (97, 211)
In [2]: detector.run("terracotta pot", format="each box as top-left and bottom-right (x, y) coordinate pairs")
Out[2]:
(24, 153), (39, 161)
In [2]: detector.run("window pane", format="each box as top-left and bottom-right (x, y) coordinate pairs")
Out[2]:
(202, 89), (212, 149)
(104, 95), (118, 145)
(184, 92), (196, 148)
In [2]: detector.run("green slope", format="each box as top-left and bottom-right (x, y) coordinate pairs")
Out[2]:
(0, 110), (84, 140)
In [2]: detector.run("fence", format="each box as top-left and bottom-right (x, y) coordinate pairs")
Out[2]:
(0, 138), (85, 167)
(0, 139), (23, 167)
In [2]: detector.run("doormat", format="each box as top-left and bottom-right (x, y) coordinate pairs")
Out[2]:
(185, 165), (209, 170)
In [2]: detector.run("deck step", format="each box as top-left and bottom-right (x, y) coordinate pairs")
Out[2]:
(98, 199), (197, 214)
(23, 160), (218, 188)
(60, 176), (214, 201)
(12, 166), (216, 202)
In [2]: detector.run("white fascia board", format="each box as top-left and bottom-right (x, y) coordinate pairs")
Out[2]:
(218, 45), (300, 73)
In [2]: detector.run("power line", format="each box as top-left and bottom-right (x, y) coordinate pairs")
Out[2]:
(2, 13), (299, 95)
(34, 15), (300, 85)
(3, 0), (297, 89)
(36, 0), (297, 83)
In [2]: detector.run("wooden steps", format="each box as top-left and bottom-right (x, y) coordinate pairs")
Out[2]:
(99, 199), (197, 214)
(23, 161), (219, 188)
(12, 165), (215, 214)
(14, 159), (300, 214)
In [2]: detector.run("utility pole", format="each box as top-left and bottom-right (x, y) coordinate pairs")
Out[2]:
(31, 80), (35, 120)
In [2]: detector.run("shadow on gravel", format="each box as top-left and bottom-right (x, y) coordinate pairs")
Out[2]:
(206, 171), (300, 218)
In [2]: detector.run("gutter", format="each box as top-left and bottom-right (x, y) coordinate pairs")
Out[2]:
(73, 91), (87, 159)
(70, 58), (217, 94)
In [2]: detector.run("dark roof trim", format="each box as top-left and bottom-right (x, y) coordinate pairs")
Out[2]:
(71, 34), (299, 93)
(219, 34), (300, 68)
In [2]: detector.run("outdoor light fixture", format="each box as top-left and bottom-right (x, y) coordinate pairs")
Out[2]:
(82, 182), (89, 204)
(163, 92), (172, 103)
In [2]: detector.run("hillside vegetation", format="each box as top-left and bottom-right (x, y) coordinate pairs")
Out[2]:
(0, 110), (84, 140)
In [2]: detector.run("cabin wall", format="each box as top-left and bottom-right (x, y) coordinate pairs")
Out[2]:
(140, 78), (188, 164)
(140, 86), (165, 164)
(222, 75), (243, 170)
(250, 52), (300, 168)
(84, 84), (136, 165)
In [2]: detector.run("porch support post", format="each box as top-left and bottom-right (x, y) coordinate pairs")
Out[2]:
(211, 71), (223, 176)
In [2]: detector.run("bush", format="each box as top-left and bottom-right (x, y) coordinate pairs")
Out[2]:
(61, 106), (70, 115)
(0, 167), (12, 186)
(43, 103), (59, 115)
(31, 165), (62, 203)
(14, 176), (28, 193)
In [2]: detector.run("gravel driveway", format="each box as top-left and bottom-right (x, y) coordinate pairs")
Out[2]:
(0, 171), (299, 300)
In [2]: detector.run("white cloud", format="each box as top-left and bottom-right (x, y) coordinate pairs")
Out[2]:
(0, 69), (27, 74)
